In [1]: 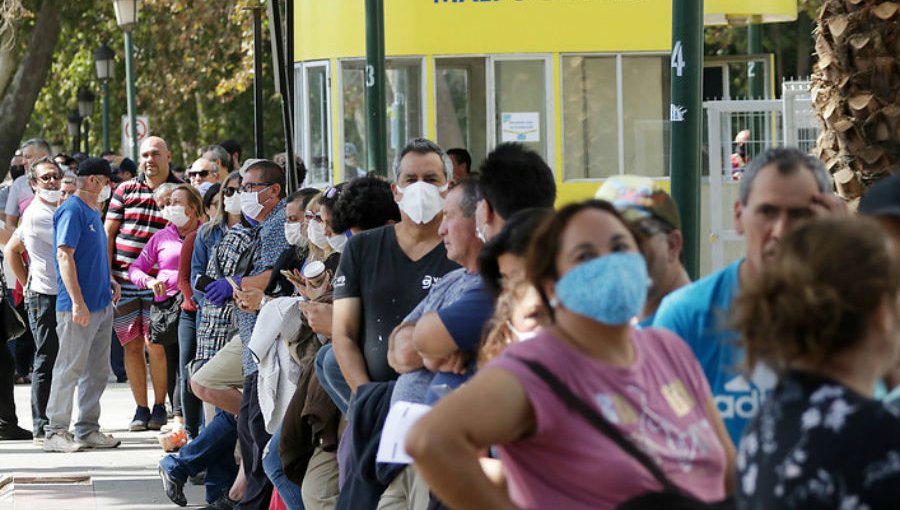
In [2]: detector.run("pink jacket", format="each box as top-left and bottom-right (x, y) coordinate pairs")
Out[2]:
(128, 223), (189, 302)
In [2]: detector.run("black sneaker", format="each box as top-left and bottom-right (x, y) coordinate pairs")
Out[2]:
(129, 406), (151, 431)
(0, 425), (33, 441)
(148, 404), (167, 430)
(158, 465), (187, 507)
(202, 494), (237, 510)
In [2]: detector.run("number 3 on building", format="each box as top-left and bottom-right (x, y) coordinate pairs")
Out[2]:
(671, 41), (686, 77)
(366, 65), (375, 87)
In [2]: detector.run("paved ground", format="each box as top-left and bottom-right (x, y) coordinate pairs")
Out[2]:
(0, 379), (208, 509)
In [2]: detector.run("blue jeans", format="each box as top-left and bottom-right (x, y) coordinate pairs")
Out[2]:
(315, 344), (351, 415)
(263, 424), (304, 510)
(159, 409), (239, 504)
(178, 309), (202, 438)
(24, 292), (58, 436)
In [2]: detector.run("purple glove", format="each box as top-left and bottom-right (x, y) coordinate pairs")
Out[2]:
(205, 278), (237, 306)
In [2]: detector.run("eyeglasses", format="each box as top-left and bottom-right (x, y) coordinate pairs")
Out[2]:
(222, 186), (240, 197)
(239, 182), (272, 193)
(188, 170), (210, 178)
(634, 218), (672, 239)
(37, 173), (62, 183)
(304, 211), (323, 222)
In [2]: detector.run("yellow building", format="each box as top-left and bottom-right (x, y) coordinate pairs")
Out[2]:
(291, 0), (795, 205)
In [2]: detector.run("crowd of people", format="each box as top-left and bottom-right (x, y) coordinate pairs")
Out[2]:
(1, 133), (900, 510)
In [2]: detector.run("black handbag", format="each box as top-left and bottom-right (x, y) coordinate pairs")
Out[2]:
(149, 293), (183, 346)
(513, 357), (734, 510)
(2, 297), (26, 341)
(0, 266), (26, 341)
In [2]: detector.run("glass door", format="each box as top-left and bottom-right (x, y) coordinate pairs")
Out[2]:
(435, 57), (487, 169)
(303, 61), (332, 187)
(490, 57), (551, 162)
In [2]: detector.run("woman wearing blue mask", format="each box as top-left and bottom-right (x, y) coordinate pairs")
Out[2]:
(408, 199), (734, 510)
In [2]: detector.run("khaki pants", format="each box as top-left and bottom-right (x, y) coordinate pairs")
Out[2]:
(377, 466), (430, 510)
(302, 446), (340, 510)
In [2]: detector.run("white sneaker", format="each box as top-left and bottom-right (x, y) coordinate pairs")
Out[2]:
(77, 431), (121, 449)
(43, 431), (85, 453)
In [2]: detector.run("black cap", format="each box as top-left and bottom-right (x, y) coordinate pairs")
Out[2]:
(111, 157), (137, 175)
(859, 174), (900, 218)
(77, 157), (112, 177)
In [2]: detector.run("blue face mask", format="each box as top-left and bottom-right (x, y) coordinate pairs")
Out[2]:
(554, 252), (648, 325)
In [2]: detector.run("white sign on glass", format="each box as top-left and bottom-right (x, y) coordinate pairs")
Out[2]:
(501, 112), (540, 143)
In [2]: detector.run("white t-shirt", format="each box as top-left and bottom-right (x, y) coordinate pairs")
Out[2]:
(15, 198), (58, 295)
(4, 175), (34, 218)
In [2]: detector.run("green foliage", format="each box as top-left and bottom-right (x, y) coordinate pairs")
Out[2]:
(22, 0), (286, 164)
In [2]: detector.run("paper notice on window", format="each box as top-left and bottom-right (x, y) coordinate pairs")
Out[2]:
(376, 401), (432, 465)
(501, 112), (540, 143)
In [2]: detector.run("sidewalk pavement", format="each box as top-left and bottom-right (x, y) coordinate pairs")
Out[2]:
(0, 378), (208, 509)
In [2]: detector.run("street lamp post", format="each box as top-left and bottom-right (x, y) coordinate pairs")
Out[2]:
(77, 87), (96, 155)
(113, 0), (140, 161)
(93, 43), (115, 154)
(67, 110), (81, 154)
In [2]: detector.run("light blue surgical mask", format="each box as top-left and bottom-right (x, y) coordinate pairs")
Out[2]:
(554, 252), (648, 325)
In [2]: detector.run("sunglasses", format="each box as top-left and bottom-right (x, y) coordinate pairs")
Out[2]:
(324, 186), (342, 199)
(223, 186), (240, 197)
(188, 170), (210, 178)
(239, 182), (272, 193)
(37, 173), (63, 183)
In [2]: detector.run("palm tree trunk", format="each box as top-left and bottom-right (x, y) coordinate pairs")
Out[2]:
(811, 0), (900, 202)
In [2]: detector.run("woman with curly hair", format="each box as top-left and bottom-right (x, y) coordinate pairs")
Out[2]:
(732, 216), (900, 509)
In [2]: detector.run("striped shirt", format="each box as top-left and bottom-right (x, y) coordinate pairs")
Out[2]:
(106, 173), (181, 282)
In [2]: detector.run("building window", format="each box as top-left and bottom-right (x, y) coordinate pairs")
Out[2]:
(562, 54), (669, 180)
(340, 58), (423, 181)
(435, 57), (487, 173)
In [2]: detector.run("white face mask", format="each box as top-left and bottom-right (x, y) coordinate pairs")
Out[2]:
(37, 188), (62, 204)
(224, 193), (242, 215)
(507, 321), (539, 342)
(307, 221), (329, 249)
(284, 222), (306, 247)
(397, 181), (448, 225)
(327, 232), (348, 253)
(166, 205), (190, 227)
(98, 184), (111, 202)
(240, 188), (267, 219)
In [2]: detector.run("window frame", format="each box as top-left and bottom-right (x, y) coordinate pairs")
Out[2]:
(560, 52), (670, 182)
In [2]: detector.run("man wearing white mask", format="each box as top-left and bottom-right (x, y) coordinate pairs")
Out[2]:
(330, 138), (460, 408)
(4, 157), (65, 443)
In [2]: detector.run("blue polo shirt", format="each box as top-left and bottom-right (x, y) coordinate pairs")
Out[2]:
(54, 195), (112, 312)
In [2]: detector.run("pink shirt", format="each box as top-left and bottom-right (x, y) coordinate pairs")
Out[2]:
(128, 222), (186, 302)
(488, 327), (726, 510)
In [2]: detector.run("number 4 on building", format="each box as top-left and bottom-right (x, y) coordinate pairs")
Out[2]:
(671, 41), (686, 77)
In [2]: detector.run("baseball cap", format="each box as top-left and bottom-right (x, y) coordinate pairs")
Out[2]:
(77, 157), (112, 177)
(859, 173), (900, 218)
(111, 157), (137, 175)
(595, 175), (681, 231)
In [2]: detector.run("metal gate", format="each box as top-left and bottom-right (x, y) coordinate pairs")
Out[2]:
(702, 80), (819, 273)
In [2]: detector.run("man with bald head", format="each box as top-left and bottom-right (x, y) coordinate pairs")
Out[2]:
(187, 157), (220, 191)
(104, 136), (182, 431)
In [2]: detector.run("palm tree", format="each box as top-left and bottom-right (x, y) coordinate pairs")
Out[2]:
(811, 0), (900, 203)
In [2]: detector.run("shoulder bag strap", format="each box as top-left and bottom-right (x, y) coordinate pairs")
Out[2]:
(512, 355), (679, 493)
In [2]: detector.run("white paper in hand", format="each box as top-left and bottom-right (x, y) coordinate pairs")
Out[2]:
(376, 401), (432, 465)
